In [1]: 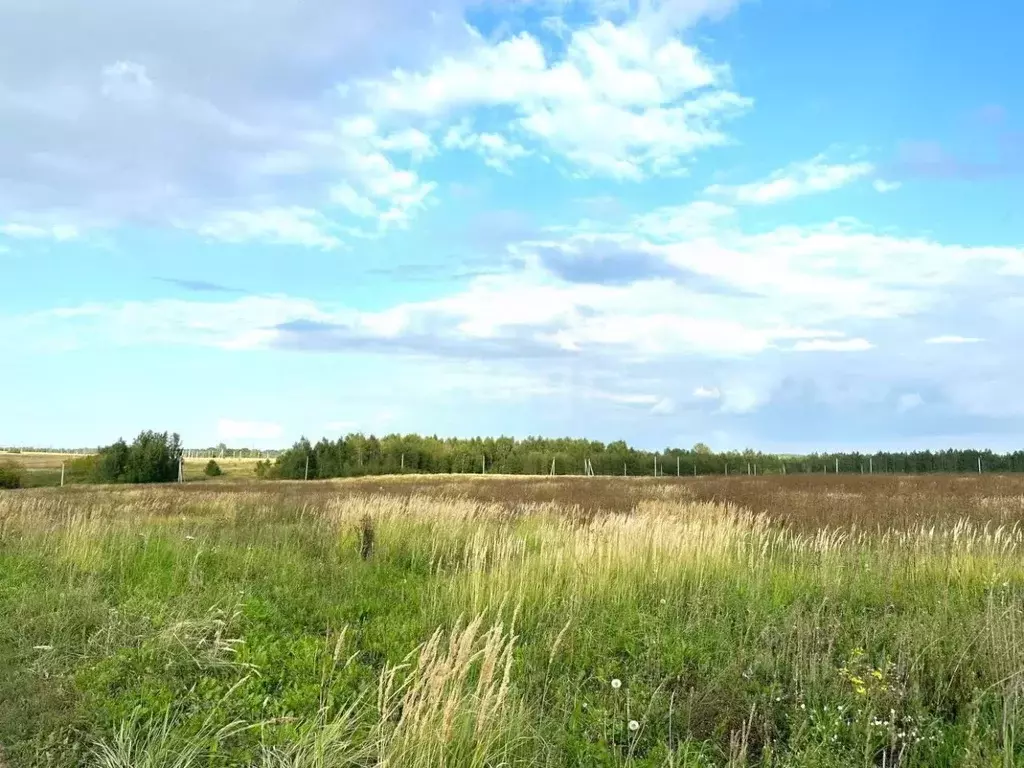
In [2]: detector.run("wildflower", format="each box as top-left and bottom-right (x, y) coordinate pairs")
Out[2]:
(611, 678), (622, 690)
(33, 645), (53, 651)
(185, 535), (196, 541)
(628, 720), (640, 732)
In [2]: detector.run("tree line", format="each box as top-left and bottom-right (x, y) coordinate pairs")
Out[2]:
(263, 434), (1024, 479)
(6, 431), (1024, 490)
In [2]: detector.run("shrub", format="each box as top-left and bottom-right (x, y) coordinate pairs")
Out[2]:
(204, 460), (223, 477)
(254, 460), (278, 479)
(0, 461), (23, 489)
(87, 431), (183, 484)
(66, 455), (100, 483)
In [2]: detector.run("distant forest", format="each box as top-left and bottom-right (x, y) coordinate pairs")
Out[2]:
(264, 434), (1024, 479)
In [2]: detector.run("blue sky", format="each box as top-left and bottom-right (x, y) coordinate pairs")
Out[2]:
(2, 0), (1023, 452)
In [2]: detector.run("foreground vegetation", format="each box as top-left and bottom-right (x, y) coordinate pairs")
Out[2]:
(2, 475), (1024, 766)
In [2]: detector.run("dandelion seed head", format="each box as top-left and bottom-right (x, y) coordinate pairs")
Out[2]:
(628, 720), (640, 732)
(611, 678), (622, 690)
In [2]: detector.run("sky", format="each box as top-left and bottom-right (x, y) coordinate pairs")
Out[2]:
(1, 0), (1023, 453)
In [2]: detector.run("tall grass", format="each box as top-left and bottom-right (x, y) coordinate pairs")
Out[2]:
(1, 478), (1023, 766)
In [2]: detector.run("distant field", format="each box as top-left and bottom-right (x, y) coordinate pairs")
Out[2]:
(0, 451), (88, 470)
(0, 452), (261, 483)
(2, 474), (1024, 766)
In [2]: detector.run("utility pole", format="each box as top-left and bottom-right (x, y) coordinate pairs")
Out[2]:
(401, 453), (404, 472)
(835, 458), (839, 474)
(694, 464), (697, 476)
(677, 456), (680, 477)
(304, 455), (309, 481)
(482, 455), (486, 474)
(178, 457), (184, 483)
(623, 462), (627, 476)
(869, 456), (873, 474)
(978, 457), (982, 474)
(60, 462), (65, 488)
(654, 455), (658, 477)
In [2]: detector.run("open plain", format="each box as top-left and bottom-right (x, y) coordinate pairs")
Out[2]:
(2, 474), (1024, 766)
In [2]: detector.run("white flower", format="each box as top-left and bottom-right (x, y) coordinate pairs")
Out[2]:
(611, 678), (622, 690)
(185, 535), (196, 541)
(33, 645), (53, 651)
(628, 720), (640, 732)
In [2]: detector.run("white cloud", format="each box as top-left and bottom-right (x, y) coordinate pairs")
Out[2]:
(926, 335), (982, 344)
(706, 155), (874, 205)
(196, 208), (342, 249)
(0, 0), (463, 231)
(896, 393), (923, 413)
(791, 338), (873, 352)
(217, 419), (284, 441)
(0, 223), (80, 241)
(374, 128), (435, 160)
(101, 60), (156, 101)
(362, 20), (750, 179)
(873, 179), (901, 193)
(651, 397), (676, 414)
(442, 121), (530, 172)
(631, 200), (735, 241)
(693, 386), (721, 399)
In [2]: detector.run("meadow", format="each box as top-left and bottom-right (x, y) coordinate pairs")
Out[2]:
(2, 474), (1024, 766)
(0, 452), (262, 487)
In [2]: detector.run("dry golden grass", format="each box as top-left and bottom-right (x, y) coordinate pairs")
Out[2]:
(0, 451), (88, 470)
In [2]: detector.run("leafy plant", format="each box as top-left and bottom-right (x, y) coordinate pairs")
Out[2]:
(0, 461), (23, 489)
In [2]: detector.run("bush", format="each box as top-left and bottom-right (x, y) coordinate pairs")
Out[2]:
(204, 459), (223, 477)
(254, 460), (278, 480)
(66, 455), (99, 483)
(0, 461), (23, 489)
(86, 431), (183, 484)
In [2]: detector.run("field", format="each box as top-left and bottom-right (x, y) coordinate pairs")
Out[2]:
(0, 452), (262, 486)
(2, 475), (1024, 767)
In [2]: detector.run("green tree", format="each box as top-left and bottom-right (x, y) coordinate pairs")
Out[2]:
(0, 461), (23, 489)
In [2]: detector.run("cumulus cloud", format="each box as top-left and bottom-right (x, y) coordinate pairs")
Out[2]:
(442, 121), (531, 173)
(0, 0), (466, 232)
(360, 19), (750, 179)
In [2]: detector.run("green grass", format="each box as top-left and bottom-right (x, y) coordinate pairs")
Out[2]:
(1, 481), (1023, 766)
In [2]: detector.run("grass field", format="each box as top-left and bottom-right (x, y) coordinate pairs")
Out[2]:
(0, 452), (263, 485)
(2, 475), (1024, 766)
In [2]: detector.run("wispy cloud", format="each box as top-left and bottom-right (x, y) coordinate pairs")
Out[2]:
(0, 222), (79, 241)
(195, 208), (343, 250)
(926, 335), (983, 344)
(157, 277), (242, 294)
(791, 338), (873, 352)
(706, 155), (874, 205)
